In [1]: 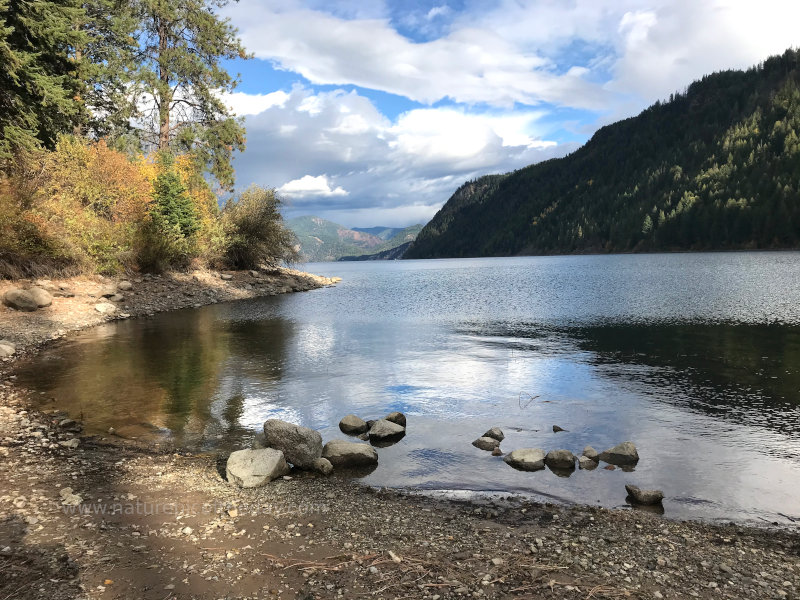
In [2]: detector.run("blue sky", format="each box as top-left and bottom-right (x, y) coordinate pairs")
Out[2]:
(219, 0), (800, 228)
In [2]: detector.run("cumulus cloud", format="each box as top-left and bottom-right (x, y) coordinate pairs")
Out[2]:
(278, 175), (349, 198)
(232, 86), (568, 226)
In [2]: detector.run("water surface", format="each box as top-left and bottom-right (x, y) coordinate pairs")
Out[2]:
(15, 253), (800, 524)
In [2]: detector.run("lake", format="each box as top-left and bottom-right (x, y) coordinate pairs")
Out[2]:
(14, 252), (800, 525)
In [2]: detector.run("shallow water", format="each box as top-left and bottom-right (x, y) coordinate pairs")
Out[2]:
(15, 252), (800, 524)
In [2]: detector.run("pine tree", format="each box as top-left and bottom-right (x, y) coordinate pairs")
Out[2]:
(131, 0), (249, 189)
(0, 0), (86, 160)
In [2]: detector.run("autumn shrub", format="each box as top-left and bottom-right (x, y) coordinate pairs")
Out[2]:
(221, 186), (298, 269)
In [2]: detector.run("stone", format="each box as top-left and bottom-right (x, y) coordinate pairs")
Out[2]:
(599, 442), (639, 465)
(109, 294), (125, 303)
(545, 449), (576, 470)
(0, 340), (16, 358)
(27, 287), (53, 307)
(482, 427), (504, 442)
(226, 448), (289, 488)
(472, 436), (500, 451)
(59, 487), (82, 506)
(220, 273), (233, 281)
(552, 425), (566, 432)
(263, 419), (323, 469)
(491, 447), (503, 456)
(578, 455), (597, 470)
(625, 484), (664, 505)
(251, 432), (267, 449)
(94, 302), (116, 315)
(503, 448), (546, 471)
(312, 457), (334, 476)
(368, 419), (405, 443)
(384, 411), (407, 427)
(339, 414), (369, 435)
(99, 285), (117, 298)
(58, 438), (80, 449)
(582, 446), (599, 461)
(117, 281), (133, 291)
(322, 440), (378, 468)
(3, 288), (41, 311)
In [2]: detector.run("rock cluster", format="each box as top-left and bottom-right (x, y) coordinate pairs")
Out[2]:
(338, 411), (407, 447)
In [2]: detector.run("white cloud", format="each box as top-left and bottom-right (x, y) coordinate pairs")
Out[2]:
(232, 86), (569, 226)
(222, 90), (290, 116)
(278, 174), (349, 198)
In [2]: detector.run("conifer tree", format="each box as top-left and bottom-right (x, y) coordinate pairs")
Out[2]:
(131, 0), (249, 189)
(0, 0), (86, 160)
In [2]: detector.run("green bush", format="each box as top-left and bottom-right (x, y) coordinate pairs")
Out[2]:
(221, 186), (298, 270)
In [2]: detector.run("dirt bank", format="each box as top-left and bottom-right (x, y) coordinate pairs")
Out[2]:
(1, 270), (799, 600)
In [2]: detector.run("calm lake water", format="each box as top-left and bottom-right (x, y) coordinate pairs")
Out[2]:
(15, 252), (800, 524)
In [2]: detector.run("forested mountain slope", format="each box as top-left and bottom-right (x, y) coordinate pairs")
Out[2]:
(406, 49), (800, 258)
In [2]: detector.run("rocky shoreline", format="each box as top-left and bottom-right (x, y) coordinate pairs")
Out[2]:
(1, 270), (799, 599)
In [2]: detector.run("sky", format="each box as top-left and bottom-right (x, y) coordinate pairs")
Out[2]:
(219, 0), (800, 228)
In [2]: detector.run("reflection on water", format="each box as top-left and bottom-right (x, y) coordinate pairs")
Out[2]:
(14, 252), (800, 525)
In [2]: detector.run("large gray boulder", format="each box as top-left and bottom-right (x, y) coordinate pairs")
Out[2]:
(482, 427), (504, 442)
(226, 448), (289, 488)
(322, 440), (378, 468)
(599, 442), (639, 466)
(263, 419), (323, 469)
(3, 287), (51, 311)
(472, 436), (500, 451)
(503, 448), (546, 471)
(545, 449), (576, 470)
(339, 414), (369, 435)
(368, 419), (405, 443)
(625, 484), (664, 505)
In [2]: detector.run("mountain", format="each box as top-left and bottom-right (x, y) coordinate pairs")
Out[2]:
(352, 226), (408, 240)
(339, 241), (414, 261)
(288, 216), (423, 261)
(406, 49), (800, 259)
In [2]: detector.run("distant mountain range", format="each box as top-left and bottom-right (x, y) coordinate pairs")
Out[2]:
(287, 216), (423, 262)
(406, 49), (800, 259)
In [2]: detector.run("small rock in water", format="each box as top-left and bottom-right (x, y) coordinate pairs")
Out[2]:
(339, 414), (368, 435)
(582, 446), (599, 461)
(545, 449), (576, 470)
(368, 419), (405, 445)
(578, 455), (597, 470)
(599, 441), (639, 465)
(503, 448), (546, 471)
(384, 411), (407, 427)
(625, 484), (664, 505)
(472, 436), (500, 451)
(491, 447), (503, 456)
(482, 427), (504, 442)
(552, 425), (566, 432)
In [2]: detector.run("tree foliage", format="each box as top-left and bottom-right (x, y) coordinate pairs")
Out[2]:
(407, 49), (800, 259)
(130, 0), (248, 189)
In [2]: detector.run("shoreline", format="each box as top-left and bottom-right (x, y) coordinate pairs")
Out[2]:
(1, 271), (799, 599)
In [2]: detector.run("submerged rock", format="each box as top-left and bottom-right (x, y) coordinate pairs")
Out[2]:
(226, 448), (289, 488)
(472, 436), (500, 451)
(339, 414), (369, 435)
(599, 441), (639, 466)
(483, 427), (504, 442)
(491, 447), (503, 456)
(545, 449), (576, 470)
(322, 440), (378, 468)
(503, 448), (546, 471)
(625, 484), (664, 505)
(552, 425), (566, 433)
(263, 419), (323, 469)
